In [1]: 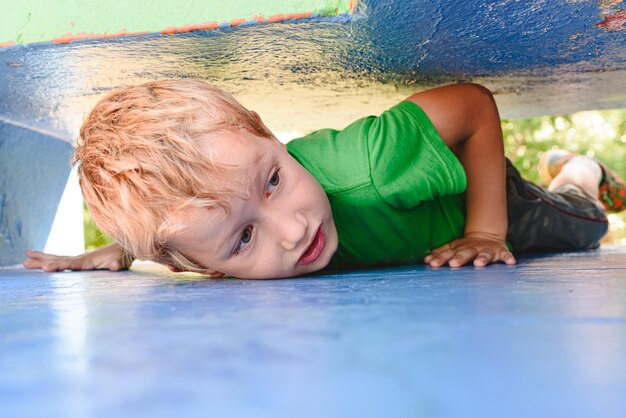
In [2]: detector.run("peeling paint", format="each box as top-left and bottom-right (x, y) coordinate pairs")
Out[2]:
(596, 0), (626, 30)
(52, 30), (149, 44)
(228, 18), (250, 27)
(161, 12), (338, 37)
(1, 0), (625, 138)
(600, 0), (623, 9)
(36, 11), (349, 46)
(1, 0), (352, 46)
(596, 9), (626, 30)
(161, 22), (219, 35)
(165, 11), (318, 34)
(267, 12), (314, 23)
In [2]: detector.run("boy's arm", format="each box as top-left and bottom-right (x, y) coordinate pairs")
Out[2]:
(406, 83), (516, 267)
(23, 242), (134, 272)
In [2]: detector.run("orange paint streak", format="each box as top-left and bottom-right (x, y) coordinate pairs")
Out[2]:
(349, 0), (358, 13)
(0, 41), (16, 49)
(161, 21), (219, 35)
(162, 12), (314, 36)
(52, 30), (148, 44)
(267, 12), (313, 24)
(229, 18), (247, 27)
(48, 10), (330, 44)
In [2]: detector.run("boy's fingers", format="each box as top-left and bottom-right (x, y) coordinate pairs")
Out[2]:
(424, 244), (451, 263)
(473, 249), (496, 267)
(427, 242), (515, 268)
(24, 259), (49, 269)
(500, 252), (517, 265)
(26, 250), (43, 259)
(42, 263), (60, 272)
(70, 261), (84, 271)
(474, 251), (517, 267)
(108, 260), (124, 271)
(429, 250), (456, 267)
(23, 259), (37, 269)
(425, 252), (445, 263)
(448, 248), (479, 267)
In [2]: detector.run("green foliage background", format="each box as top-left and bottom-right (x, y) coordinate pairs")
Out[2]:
(84, 205), (115, 251)
(502, 109), (626, 244)
(84, 108), (626, 250)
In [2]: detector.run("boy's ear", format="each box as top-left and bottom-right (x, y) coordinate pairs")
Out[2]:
(251, 111), (276, 139)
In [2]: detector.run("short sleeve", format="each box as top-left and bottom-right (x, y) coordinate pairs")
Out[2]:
(368, 100), (467, 209)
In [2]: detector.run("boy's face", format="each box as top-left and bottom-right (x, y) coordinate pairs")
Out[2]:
(169, 131), (338, 279)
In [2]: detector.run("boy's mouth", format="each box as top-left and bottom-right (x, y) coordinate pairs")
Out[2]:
(298, 226), (325, 265)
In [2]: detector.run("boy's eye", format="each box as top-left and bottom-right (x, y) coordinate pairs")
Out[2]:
(234, 226), (253, 255)
(266, 169), (281, 195)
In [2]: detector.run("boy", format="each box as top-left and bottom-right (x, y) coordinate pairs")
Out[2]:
(23, 80), (623, 279)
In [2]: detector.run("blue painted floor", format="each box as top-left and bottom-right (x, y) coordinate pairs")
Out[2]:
(2, 247), (626, 418)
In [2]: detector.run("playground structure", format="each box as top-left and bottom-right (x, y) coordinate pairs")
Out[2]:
(1, 0), (625, 264)
(1, 2), (626, 416)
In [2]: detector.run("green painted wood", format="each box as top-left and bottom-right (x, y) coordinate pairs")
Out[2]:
(0, 0), (352, 46)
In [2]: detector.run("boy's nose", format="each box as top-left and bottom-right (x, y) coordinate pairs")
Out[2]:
(275, 212), (308, 250)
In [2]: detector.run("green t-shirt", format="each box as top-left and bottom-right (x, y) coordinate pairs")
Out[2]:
(287, 101), (467, 270)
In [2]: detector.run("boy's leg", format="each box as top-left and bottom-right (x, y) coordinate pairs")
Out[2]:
(539, 149), (626, 212)
(545, 156), (604, 210)
(505, 158), (608, 253)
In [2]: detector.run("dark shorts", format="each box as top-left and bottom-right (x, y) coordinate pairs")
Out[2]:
(505, 159), (609, 253)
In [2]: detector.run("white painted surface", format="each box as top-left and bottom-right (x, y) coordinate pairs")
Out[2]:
(44, 167), (84, 255)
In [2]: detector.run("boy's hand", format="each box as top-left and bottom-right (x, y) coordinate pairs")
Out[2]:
(408, 84), (512, 269)
(23, 243), (133, 272)
(424, 232), (516, 268)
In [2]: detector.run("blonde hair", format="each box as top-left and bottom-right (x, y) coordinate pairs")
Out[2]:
(74, 79), (273, 274)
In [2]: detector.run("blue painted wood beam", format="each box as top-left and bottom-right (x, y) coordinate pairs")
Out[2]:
(0, 0), (624, 138)
(0, 121), (74, 265)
